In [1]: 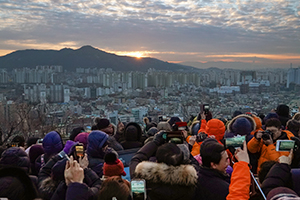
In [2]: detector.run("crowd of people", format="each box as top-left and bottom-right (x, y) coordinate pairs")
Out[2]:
(1, 103), (300, 200)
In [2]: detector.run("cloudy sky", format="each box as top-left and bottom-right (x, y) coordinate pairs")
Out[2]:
(0, 0), (299, 69)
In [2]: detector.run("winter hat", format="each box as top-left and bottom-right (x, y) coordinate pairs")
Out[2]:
(232, 117), (252, 135)
(124, 122), (142, 141)
(267, 187), (298, 200)
(232, 110), (243, 118)
(167, 117), (182, 128)
(103, 152), (126, 177)
(69, 127), (85, 141)
(96, 118), (110, 130)
(205, 119), (226, 141)
(226, 115), (256, 138)
(63, 140), (78, 154)
(0, 147), (30, 173)
(87, 130), (109, 158)
(42, 131), (63, 156)
(146, 127), (158, 137)
(29, 144), (44, 163)
(276, 104), (290, 117)
(177, 144), (190, 162)
(190, 121), (201, 136)
(156, 143), (183, 166)
(157, 121), (172, 132)
(74, 132), (90, 149)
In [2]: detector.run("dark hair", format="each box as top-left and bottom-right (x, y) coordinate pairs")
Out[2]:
(258, 160), (277, 184)
(156, 143), (183, 166)
(11, 135), (25, 147)
(98, 176), (131, 200)
(265, 118), (282, 129)
(69, 127), (85, 141)
(26, 137), (39, 147)
(200, 138), (225, 168)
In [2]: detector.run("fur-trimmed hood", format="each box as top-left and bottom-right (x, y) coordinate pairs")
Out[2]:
(227, 114), (256, 136)
(134, 161), (198, 186)
(39, 177), (58, 198)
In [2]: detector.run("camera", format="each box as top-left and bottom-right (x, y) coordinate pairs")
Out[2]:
(261, 130), (273, 140)
(196, 132), (208, 143)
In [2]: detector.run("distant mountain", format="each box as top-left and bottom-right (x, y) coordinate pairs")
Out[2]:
(0, 45), (197, 72)
(180, 61), (289, 70)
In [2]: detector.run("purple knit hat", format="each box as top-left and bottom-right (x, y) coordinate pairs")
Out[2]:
(63, 140), (78, 154)
(74, 132), (89, 149)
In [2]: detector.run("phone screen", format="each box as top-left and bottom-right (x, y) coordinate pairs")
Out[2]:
(225, 136), (246, 149)
(75, 145), (84, 157)
(276, 140), (295, 151)
(131, 179), (146, 200)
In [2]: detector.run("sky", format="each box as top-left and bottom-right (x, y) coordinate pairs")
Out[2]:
(0, 0), (300, 69)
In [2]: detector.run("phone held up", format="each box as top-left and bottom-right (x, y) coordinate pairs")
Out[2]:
(275, 140), (296, 152)
(131, 179), (147, 200)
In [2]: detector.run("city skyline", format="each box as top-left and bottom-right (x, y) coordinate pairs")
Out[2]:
(0, 0), (300, 69)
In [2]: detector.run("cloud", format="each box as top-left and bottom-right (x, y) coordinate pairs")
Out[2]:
(0, 0), (299, 66)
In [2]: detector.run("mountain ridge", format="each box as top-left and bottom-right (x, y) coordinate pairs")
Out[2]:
(0, 46), (197, 72)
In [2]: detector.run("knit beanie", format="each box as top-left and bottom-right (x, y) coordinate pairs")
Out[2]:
(267, 187), (298, 200)
(231, 117), (253, 136)
(103, 152), (126, 177)
(96, 119), (110, 130)
(63, 140), (78, 154)
(74, 132), (90, 149)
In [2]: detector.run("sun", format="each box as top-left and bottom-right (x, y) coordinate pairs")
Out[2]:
(129, 51), (144, 58)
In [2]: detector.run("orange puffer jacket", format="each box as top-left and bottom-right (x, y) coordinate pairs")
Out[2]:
(226, 161), (251, 200)
(247, 130), (294, 172)
(187, 119), (226, 156)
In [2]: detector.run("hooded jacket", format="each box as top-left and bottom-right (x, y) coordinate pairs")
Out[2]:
(87, 130), (109, 177)
(188, 118), (226, 156)
(134, 161), (198, 200)
(120, 122), (143, 150)
(247, 130), (294, 172)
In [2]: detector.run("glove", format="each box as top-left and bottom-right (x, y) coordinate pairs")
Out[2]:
(153, 131), (166, 146)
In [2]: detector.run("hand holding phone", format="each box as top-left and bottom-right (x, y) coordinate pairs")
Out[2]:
(276, 140), (295, 152)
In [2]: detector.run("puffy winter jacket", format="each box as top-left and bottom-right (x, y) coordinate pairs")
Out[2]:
(247, 130), (294, 172)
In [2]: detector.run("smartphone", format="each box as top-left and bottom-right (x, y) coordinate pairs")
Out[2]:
(75, 144), (84, 158)
(201, 104), (209, 114)
(225, 136), (246, 149)
(162, 131), (184, 144)
(131, 179), (147, 200)
(276, 140), (295, 151)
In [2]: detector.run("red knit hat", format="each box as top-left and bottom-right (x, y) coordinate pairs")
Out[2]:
(103, 152), (126, 177)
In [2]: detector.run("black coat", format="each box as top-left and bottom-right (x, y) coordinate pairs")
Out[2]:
(130, 141), (198, 200)
(261, 163), (293, 197)
(193, 166), (230, 200)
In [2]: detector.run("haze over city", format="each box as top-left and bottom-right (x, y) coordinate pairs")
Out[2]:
(0, 0), (300, 69)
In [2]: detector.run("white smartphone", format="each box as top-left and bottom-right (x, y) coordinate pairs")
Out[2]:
(131, 179), (147, 200)
(275, 140), (295, 151)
